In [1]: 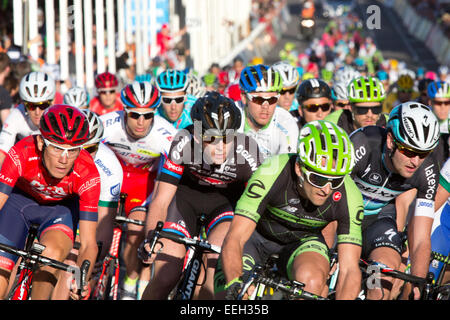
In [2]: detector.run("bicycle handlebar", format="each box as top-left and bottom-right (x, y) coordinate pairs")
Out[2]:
(360, 259), (428, 286)
(115, 216), (145, 226)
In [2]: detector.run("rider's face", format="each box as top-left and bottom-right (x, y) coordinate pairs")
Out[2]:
(37, 135), (79, 179)
(161, 91), (186, 123)
(125, 108), (154, 139)
(245, 92), (279, 127)
(202, 136), (234, 165)
(295, 162), (333, 206)
(352, 102), (382, 129)
(98, 89), (117, 109)
(301, 97), (332, 123)
(278, 86), (297, 111)
(431, 98), (450, 122)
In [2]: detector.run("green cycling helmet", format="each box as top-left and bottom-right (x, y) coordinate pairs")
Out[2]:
(347, 76), (385, 103)
(297, 120), (355, 176)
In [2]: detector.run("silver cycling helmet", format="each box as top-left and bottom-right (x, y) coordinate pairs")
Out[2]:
(63, 87), (89, 109)
(20, 71), (56, 103)
(81, 109), (104, 145)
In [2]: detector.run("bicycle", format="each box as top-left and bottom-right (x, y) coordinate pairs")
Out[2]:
(235, 253), (328, 300)
(90, 193), (145, 300)
(146, 214), (221, 300)
(0, 223), (90, 300)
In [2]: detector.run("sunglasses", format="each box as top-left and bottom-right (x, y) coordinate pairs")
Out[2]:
(247, 93), (280, 105)
(202, 135), (234, 145)
(335, 102), (350, 108)
(24, 101), (52, 111)
(162, 96), (186, 104)
(43, 138), (82, 159)
(352, 105), (382, 115)
(302, 103), (331, 112)
(83, 143), (99, 154)
(433, 100), (450, 106)
(280, 87), (297, 95)
(394, 140), (431, 159)
(301, 166), (345, 189)
(125, 109), (155, 120)
(99, 90), (116, 95)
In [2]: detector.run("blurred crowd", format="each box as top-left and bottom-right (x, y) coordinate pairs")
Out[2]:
(409, 0), (450, 38)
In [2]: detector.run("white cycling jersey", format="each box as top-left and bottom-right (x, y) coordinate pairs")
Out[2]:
(0, 104), (39, 154)
(94, 142), (123, 207)
(237, 107), (299, 158)
(100, 111), (178, 172)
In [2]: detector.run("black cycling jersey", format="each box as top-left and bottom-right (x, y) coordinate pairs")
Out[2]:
(350, 125), (439, 228)
(234, 154), (364, 246)
(325, 109), (389, 135)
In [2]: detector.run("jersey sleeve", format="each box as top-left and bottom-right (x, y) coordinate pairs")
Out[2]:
(335, 175), (364, 246)
(156, 130), (189, 186)
(234, 154), (290, 222)
(276, 109), (299, 154)
(349, 127), (371, 176)
(439, 158), (450, 193)
(95, 145), (123, 208)
(75, 160), (101, 222)
(413, 155), (439, 218)
(0, 108), (24, 154)
(0, 142), (24, 195)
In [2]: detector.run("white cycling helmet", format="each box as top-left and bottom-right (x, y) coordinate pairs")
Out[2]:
(81, 109), (104, 145)
(387, 101), (440, 152)
(63, 87), (89, 109)
(20, 71), (56, 103)
(332, 81), (348, 101)
(186, 73), (206, 98)
(334, 66), (360, 86)
(271, 61), (300, 89)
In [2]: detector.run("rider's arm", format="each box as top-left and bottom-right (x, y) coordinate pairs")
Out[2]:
(335, 243), (362, 300)
(221, 215), (257, 284)
(76, 219), (98, 291)
(395, 188), (417, 232)
(144, 181), (178, 235)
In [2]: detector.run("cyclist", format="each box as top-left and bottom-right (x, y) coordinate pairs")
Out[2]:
(0, 104), (100, 300)
(271, 61), (300, 113)
(0, 71), (56, 169)
(331, 81), (351, 111)
(99, 81), (177, 299)
(63, 87), (90, 110)
(52, 109), (123, 299)
(295, 78), (333, 130)
(427, 80), (450, 134)
(89, 72), (123, 115)
(383, 74), (419, 114)
(139, 92), (264, 300)
(155, 69), (195, 129)
(217, 120), (364, 300)
(238, 64), (299, 158)
(349, 102), (441, 300)
(325, 76), (388, 135)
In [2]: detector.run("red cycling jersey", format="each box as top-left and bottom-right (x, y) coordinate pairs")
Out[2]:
(89, 94), (124, 116)
(0, 135), (101, 221)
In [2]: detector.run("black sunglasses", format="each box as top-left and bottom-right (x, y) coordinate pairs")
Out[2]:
(335, 102), (350, 108)
(302, 103), (331, 112)
(352, 105), (382, 115)
(280, 87), (297, 95)
(99, 90), (116, 95)
(24, 101), (52, 111)
(126, 110), (154, 120)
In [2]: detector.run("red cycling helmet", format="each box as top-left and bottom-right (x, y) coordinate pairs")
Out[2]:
(40, 104), (90, 146)
(95, 71), (119, 90)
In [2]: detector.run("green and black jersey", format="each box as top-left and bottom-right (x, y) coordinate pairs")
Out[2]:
(235, 154), (364, 246)
(325, 109), (389, 135)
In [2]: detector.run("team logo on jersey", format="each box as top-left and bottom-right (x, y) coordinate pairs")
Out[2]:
(369, 173), (382, 185)
(332, 191), (342, 201)
(110, 183), (121, 197)
(246, 179), (265, 199)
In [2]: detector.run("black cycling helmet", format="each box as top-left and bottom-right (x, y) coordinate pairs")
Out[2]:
(296, 78), (332, 103)
(191, 91), (242, 136)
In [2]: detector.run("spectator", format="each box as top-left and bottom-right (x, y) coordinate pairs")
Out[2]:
(0, 52), (12, 125)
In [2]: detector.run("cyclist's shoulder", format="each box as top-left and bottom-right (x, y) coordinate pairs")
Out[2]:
(153, 114), (179, 135)
(325, 109), (345, 123)
(95, 143), (123, 175)
(74, 150), (101, 177)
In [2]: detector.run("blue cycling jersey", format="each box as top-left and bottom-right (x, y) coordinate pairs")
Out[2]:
(155, 94), (197, 129)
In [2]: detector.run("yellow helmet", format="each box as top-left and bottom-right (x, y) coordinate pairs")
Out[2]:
(302, 72), (314, 81)
(397, 74), (414, 90)
(250, 56), (264, 66)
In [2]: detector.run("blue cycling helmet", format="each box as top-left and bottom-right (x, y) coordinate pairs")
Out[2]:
(155, 70), (189, 93)
(387, 102), (440, 152)
(239, 64), (283, 93)
(427, 80), (450, 99)
(135, 73), (152, 83)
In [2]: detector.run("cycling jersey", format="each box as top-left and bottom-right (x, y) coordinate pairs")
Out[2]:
(325, 109), (389, 135)
(237, 107), (299, 158)
(0, 104), (39, 155)
(0, 135), (101, 220)
(155, 94), (196, 129)
(100, 111), (177, 173)
(89, 94), (124, 116)
(429, 158), (450, 282)
(350, 126), (439, 222)
(157, 125), (264, 238)
(235, 154), (364, 246)
(94, 143), (123, 208)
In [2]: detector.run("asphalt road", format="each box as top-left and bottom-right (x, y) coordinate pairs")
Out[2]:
(264, 0), (440, 71)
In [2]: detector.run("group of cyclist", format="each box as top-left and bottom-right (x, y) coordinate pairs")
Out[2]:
(0, 47), (448, 301)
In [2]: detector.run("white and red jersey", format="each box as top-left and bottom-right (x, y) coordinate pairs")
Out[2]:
(0, 104), (40, 155)
(0, 135), (101, 221)
(100, 111), (178, 174)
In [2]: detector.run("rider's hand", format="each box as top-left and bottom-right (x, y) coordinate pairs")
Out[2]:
(69, 278), (90, 300)
(138, 232), (163, 265)
(224, 277), (244, 300)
